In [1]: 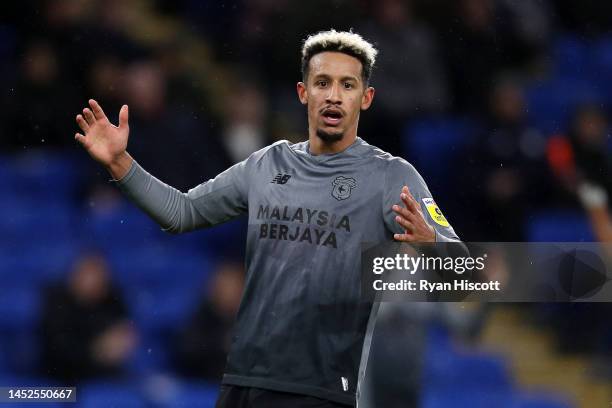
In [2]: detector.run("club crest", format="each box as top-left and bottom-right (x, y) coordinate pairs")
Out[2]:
(331, 176), (357, 201)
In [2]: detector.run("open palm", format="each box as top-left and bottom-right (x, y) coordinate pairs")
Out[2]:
(75, 99), (129, 166)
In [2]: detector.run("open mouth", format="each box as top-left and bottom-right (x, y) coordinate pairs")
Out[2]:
(322, 109), (343, 126)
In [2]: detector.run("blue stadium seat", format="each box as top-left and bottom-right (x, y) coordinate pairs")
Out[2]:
(0, 198), (76, 243)
(128, 333), (172, 374)
(0, 374), (62, 386)
(551, 36), (591, 79)
(550, 34), (612, 106)
(0, 286), (41, 372)
(402, 117), (476, 185)
(0, 155), (10, 193)
(0, 241), (81, 286)
(3, 151), (84, 201)
(527, 211), (594, 242)
(78, 382), (147, 408)
(422, 389), (514, 408)
(427, 324), (452, 349)
(525, 78), (604, 134)
(84, 205), (217, 253)
(83, 202), (163, 250)
(0, 339), (8, 374)
(164, 381), (220, 408)
(0, 402), (63, 408)
(0, 287), (40, 330)
(82, 189), (246, 257)
(125, 283), (203, 332)
(423, 390), (572, 408)
(424, 351), (512, 392)
(197, 217), (249, 257)
(510, 391), (573, 408)
(107, 247), (212, 287)
(592, 36), (612, 104)
(0, 327), (40, 374)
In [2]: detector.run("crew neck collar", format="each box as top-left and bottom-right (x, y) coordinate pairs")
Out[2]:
(304, 137), (366, 158)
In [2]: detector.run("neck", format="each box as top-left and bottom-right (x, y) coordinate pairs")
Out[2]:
(308, 125), (358, 155)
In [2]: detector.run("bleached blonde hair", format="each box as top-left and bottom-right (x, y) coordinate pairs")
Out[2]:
(301, 29), (378, 85)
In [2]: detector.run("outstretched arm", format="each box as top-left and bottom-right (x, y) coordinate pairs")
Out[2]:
(75, 100), (248, 233)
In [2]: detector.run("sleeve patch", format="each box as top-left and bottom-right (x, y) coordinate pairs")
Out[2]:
(422, 198), (450, 227)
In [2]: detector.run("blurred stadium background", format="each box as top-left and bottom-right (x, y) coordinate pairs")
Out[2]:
(0, 0), (611, 407)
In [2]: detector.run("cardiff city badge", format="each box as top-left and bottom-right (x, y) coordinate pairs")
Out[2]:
(331, 176), (357, 201)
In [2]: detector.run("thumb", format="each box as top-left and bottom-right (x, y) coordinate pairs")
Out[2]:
(119, 105), (129, 129)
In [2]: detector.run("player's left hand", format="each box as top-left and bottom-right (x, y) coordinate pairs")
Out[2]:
(392, 186), (436, 242)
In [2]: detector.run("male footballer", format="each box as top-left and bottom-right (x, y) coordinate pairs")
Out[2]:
(75, 29), (460, 408)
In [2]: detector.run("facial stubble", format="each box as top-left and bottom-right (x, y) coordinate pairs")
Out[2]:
(316, 128), (344, 143)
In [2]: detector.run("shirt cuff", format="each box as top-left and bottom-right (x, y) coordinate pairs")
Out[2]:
(434, 228), (460, 243)
(109, 159), (137, 185)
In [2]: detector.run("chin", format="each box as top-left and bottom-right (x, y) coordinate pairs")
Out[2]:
(316, 128), (344, 143)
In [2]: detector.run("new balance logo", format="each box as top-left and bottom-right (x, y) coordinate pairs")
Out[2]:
(341, 377), (349, 392)
(271, 173), (291, 185)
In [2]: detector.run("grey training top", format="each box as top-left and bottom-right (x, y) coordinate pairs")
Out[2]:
(116, 136), (459, 406)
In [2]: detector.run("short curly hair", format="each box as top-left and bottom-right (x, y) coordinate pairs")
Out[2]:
(301, 29), (378, 86)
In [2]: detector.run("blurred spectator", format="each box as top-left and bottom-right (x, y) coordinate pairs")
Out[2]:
(439, 0), (548, 112)
(1, 39), (80, 151)
(358, 0), (449, 154)
(221, 81), (269, 162)
(463, 76), (549, 240)
(88, 54), (125, 113)
(547, 105), (612, 245)
(547, 105), (612, 204)
(577, 183), (612, 243)
(121, 60), (233, 191)
(40, 253), (137, 383)
(175, 260), (245, 382)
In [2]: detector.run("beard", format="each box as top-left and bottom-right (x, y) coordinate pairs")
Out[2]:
(316, 128), (344, 143)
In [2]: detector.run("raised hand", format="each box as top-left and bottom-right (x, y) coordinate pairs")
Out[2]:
(392, 186), (436, 242)
(75, 99), (130, 168)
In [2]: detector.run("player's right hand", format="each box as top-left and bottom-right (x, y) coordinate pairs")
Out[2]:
(75, 99), (129, 167)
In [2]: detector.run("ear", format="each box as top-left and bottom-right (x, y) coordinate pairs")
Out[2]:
(297, 82), (308, 105)
(361, 86), (375, 111)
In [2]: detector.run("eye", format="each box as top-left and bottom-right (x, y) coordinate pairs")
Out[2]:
(344, 82), (354, 89)
(317, 80), (328, 87)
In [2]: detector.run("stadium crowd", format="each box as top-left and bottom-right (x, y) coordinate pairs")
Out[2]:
(0, 0), (611, 406)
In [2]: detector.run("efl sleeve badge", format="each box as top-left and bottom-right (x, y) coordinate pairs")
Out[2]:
(421, 197), (450, 227)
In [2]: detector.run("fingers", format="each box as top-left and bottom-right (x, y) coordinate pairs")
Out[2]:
(395, 214), (415, 232)
(404, 186), (422, 210)
(76, 114), (89, 132)
(89, 99), (107, 120)
(400, 186), (420, 214)
(394, 232), (414, 241)
(83, 108), (96, 126)
(118, 104), (129, 129)
(392, 204), (417, 224)
(74, 132), (87, 147)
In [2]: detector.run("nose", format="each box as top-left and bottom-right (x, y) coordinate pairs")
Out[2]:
(325, 82), (342, 105)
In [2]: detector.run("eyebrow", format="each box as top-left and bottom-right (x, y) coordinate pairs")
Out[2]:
(312, 74), (360, 82)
